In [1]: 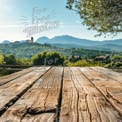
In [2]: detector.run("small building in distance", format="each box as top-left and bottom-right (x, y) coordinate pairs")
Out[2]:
(26, 37), (34, 43)
(14, 41), (20, 44)
(69, 54), (82, 62)
(95, 55), (110, 63)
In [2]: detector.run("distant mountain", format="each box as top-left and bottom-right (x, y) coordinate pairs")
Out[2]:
(19, 40), (26, 43)
(89, 44), (122, 51)
(36, 35), (100, 46)
(51, 44), (84, 49)
(51, 44), (122, 51)
(1, 35), (122, 52)
(101, 39), (122, 45)
(36, 37), (49, 44)
(1, 40), (11, 44)
(36, 35), (122, 47)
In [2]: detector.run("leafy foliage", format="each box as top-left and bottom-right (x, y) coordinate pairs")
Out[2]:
(32, 51), (66, 65)
(0, 43), (60, 58)
(0, 43), (112, 59)
(112, 55), (122, 62)
(4, 55), (16, 65)
(16, 58), (32, 65)
(66, 59), (100, 67)
(66, 0), (122, 36)
(0, 54), (5, 65)
(0, 43), (121, 69)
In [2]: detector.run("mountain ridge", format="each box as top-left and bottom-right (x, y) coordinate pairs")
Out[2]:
(36, 35), (122, 46)
(1, 35), (121, 51)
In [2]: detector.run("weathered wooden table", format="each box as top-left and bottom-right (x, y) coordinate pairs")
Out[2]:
(0, 67), (122, 122)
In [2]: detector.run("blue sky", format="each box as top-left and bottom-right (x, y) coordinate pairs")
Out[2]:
(0, 0), (122, 42)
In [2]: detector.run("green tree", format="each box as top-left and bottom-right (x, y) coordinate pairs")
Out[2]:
(4, 54), (16, 65)
(0, 54), (5, 65)
(46, 52), (66, 65)
(112, 55), (122, 62)
(16, 58), (32, 65)
(66, 0), (122, 36)
(31, 51), (47, 65)
(31, 51), (66, 65)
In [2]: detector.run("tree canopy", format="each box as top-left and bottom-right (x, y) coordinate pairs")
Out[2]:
(0, 54), (5, 65)
(66, 0), (122, 36)
(4, 55), (16, 65)
(31, 51), (66, 65)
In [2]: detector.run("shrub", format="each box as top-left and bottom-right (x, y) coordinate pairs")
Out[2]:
(114, 62), (122, 67)
(66, 60), (100, 67)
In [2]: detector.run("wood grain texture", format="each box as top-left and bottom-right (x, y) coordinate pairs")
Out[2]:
(0, 67), (37, 86)
(0, 67), (50, 115)
(0, 67), (63, 122)
(60, 67), (79, 122)
(92, 67), (122, 84)
(0, 67), (122, 122)
(60, 67), (122, 122)
(79, 67), (122, 116)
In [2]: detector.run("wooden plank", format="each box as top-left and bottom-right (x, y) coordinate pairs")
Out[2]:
(0, 67), (63, 122)
(0, 67), (50, 116)
(92, 67), (122, 84)
(60, 67), (78, 122)
(60, 67), (122, 122)
(79, 67), (122, 116)
(21, 113), (55, 122)
(0, 67), (122, 121)
(71, 67), (122, 122)
(0, 67), (37, 86)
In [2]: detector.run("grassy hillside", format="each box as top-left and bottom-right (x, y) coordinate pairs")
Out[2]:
(0, 42), (112, 59)
(0, 42), (69, 58)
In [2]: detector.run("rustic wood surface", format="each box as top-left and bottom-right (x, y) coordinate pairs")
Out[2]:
(0, 67), (122, 122)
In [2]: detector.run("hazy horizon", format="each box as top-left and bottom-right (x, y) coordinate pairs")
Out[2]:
(1, 35), (122, 43)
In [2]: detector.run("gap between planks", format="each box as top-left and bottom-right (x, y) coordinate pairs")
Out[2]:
(0, 67), (51, 117)
(0, 67), (122, 122)
(0, 67), (64, 122)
